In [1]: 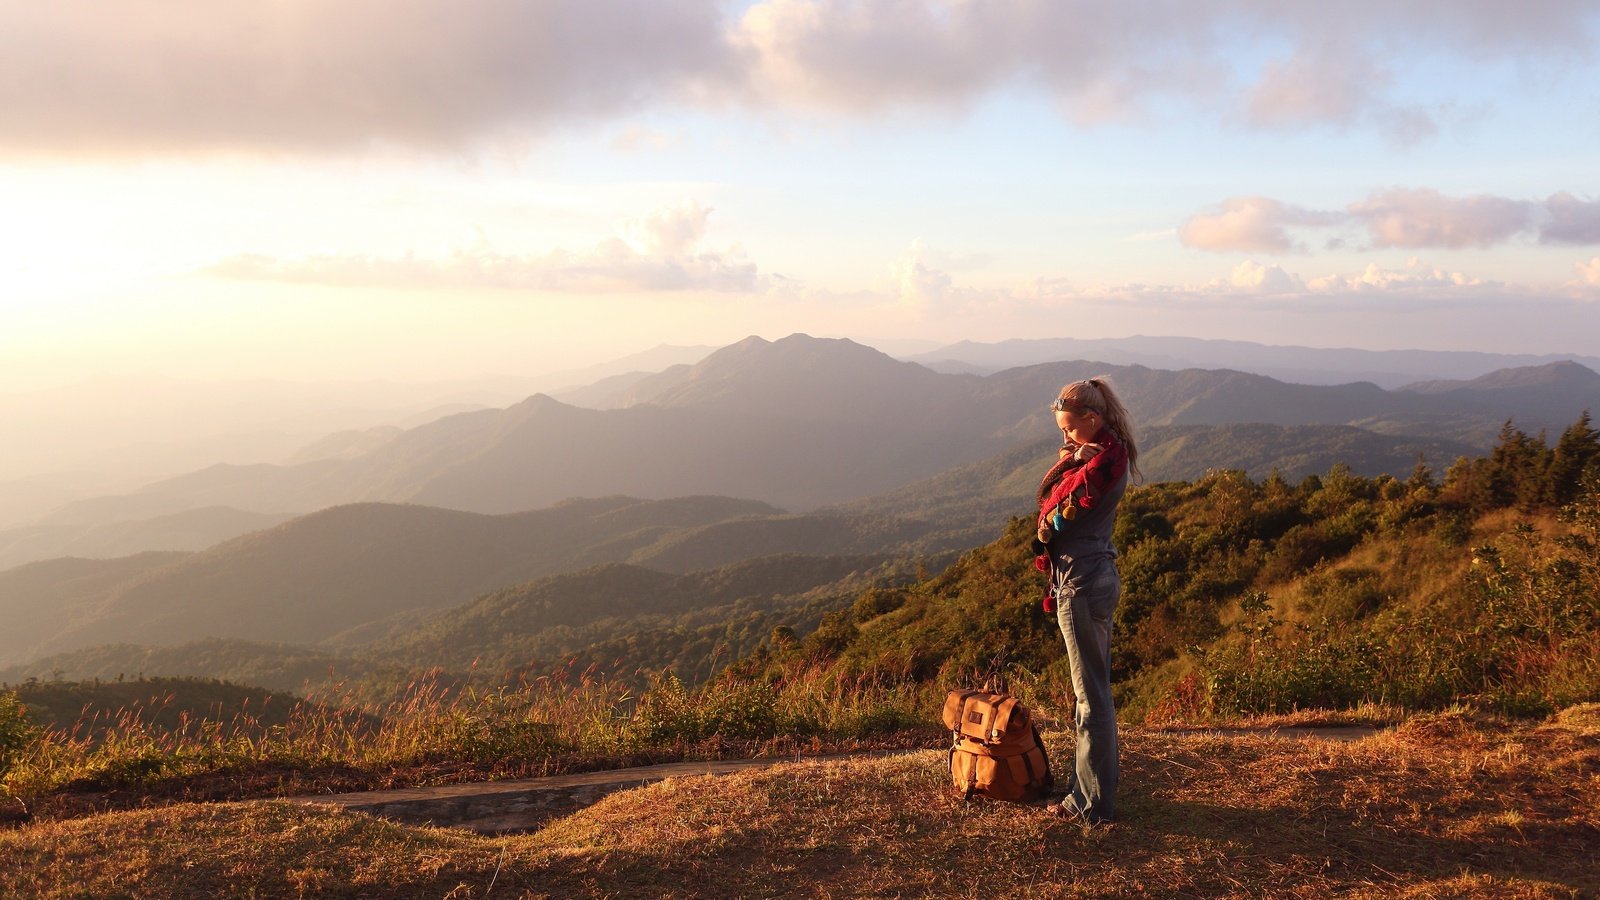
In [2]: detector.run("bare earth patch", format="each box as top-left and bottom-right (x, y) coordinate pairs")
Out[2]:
(2, 706), (1595, 898)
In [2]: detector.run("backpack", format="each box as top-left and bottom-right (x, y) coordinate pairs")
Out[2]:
(942, 684), (1053, 803)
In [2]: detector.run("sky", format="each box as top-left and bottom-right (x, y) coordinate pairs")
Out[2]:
(4, 0), (1600, 391)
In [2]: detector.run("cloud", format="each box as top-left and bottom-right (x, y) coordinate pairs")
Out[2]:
(208, 202), (758, 292)
(621, 202), (715, 259)
(0, 1), (736, 155)
(1245, 44), (1385, 129)
(1305, 257), (1488, 292)
(1576, 257), (1600, 287)
(1179, 197), (1343, 253)
(1184, 188), (1600, 253)
(1220, 260), (1304, 293)
(731, 1), (1597, 129)
(1542, 193), (1600, 245)
(4, 1), (1596, 154)
(1242, 42), (1449, 145)
(1348, 188), (1537, 249)
(889, 240), (956, 310)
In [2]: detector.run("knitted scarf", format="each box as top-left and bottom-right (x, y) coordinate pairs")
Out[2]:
(1036, 430), (1128, 526)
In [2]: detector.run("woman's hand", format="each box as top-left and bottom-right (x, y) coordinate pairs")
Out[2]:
(1074, 442), (1104, 461)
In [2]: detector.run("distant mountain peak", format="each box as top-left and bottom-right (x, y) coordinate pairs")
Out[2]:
(1402, 360), (1600, 394)
(675, 333), (905, 381)
(504, 393), (586, 419)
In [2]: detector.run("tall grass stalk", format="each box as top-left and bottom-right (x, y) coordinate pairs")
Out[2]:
(2, 662), (942, 800)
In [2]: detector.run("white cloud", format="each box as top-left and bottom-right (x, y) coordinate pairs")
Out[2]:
(1179, 197), (1343, 253)
(1542, 193), (1600, 245)
(1246, 44), (1382, 128)
(1575, 257), (1600, 287)
(208, 201), (758, 292)
(621, 202), (715, 259)
(1305, 258), (1488, 292)
(1348, 188), (1536, 249)
(1243, 42), (1448, 145)
(889, 240), (955, 310)
(1220, 260), (1304, 293)
(1183, 188), (1600, 253)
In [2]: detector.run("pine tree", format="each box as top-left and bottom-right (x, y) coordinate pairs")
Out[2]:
(1547, 410), (1600, 506)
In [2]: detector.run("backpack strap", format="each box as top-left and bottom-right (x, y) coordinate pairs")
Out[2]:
(1032, 725), (1052, 787)
(949, 744), (977, 801)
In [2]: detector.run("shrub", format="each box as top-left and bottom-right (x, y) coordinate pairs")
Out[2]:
(628, 672), (790, 745)
(1296, 567), (1386, 620)
(1200, 593), (1385, 714)
(852, 587), (906, 622)
(0, 691), (38, 782)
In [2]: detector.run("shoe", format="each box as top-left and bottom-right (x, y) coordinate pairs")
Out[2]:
(1045, 795), (1083, 819)
(1046, 795), (1114, 825)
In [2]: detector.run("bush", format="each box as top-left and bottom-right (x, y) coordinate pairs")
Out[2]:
(1200, 593), (1385, 715)
(628, 673), (791, 745)
(852, 587), (907, 622)
(1296, 567), (1386, 620)
(0, 691), (38, 782)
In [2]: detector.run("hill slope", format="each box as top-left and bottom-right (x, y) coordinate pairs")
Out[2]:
(7, 496), (779, 662)
(371, 552), (912, 677)
(7, 677), (313, 736)
(0, 639), (386, 696)
(0, 553), (189, 667)
(0, 506), (291, 572)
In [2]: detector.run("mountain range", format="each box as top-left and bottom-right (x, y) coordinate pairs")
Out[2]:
(908, 335), (1600, 389)
(6, 334), (1597, 575)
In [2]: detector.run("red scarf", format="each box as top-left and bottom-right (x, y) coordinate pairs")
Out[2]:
(1036, 430), (1127, 528)
(1032, 431), (1128, 599)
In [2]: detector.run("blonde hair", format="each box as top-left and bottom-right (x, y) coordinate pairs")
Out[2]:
(1057, 376), (1140, 480)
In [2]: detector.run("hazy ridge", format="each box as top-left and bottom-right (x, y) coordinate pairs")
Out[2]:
(23, 336), (1596, 549)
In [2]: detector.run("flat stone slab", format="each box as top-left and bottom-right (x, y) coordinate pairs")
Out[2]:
(288, 753), (866, 834)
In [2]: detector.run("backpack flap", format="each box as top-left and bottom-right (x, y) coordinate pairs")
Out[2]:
(942, 689), (1026, 745)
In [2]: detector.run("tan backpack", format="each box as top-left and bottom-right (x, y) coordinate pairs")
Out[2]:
(942, 684), (1053, 803)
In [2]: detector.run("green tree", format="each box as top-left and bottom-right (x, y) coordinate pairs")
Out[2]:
(1546, 411), (1600, 506)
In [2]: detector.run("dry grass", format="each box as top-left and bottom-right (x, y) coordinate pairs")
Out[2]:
(4, 667), (947, 824)
(2, 705), (1594, 898)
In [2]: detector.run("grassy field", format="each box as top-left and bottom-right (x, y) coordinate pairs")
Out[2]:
(2, 704), (1594, 898)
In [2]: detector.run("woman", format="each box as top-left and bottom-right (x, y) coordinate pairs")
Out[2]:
(1033, 377), (1138, 824)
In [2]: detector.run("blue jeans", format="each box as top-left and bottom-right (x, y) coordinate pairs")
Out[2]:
(1052, 557), (1120, 822)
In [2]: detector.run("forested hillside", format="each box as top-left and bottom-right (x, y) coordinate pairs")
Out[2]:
(735, 412), (1600, 719)
(371, 553), (921, 678)
(0, 639), (392, 696)
(0, 496), (782, 662)
(8, 677), (316, 737)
